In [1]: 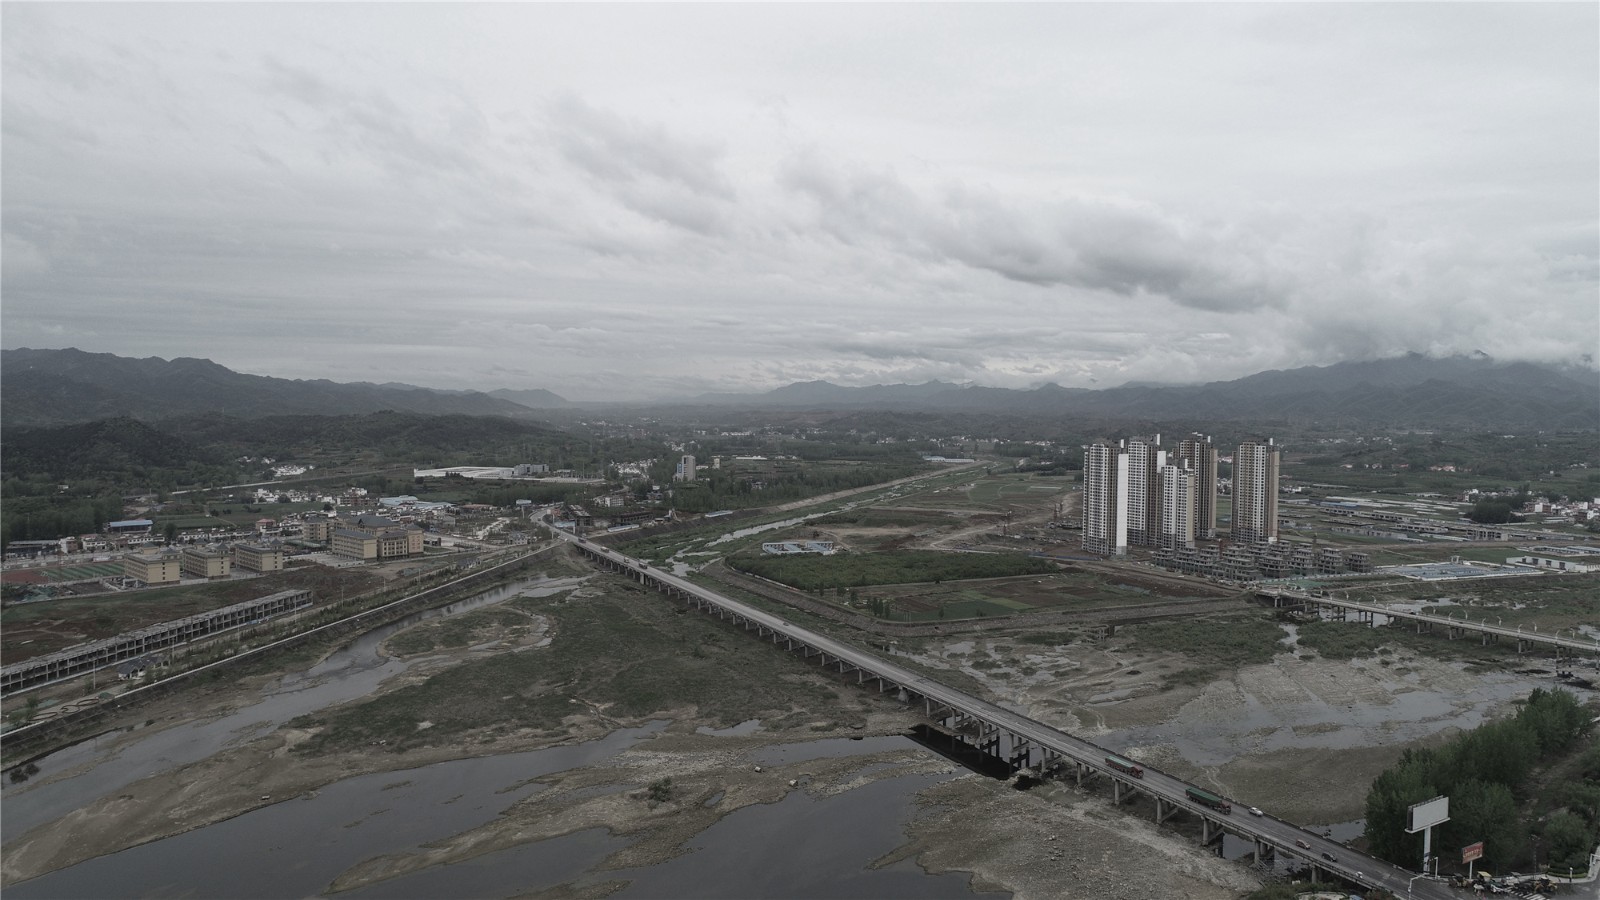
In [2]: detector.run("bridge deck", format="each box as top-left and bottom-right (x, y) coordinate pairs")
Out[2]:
(1266, 589), (1600, 655)
(569, 536), (1455, 899)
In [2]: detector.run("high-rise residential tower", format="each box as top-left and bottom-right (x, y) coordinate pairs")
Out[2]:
(1158, 462), (1199, 551)
(1124, 435), (1165, 548)
(1082, 441), (1128, 556)
(1175, 434), (1218, 539)
(1232, 439), (1280, 544)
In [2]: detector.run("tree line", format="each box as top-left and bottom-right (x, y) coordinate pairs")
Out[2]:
(1364, 688), (1595, 873)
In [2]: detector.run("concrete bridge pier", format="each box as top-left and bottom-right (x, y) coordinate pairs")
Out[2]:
(1008, 736), (1033, 770)
(1201, 818), (1225, 845)
(1075, 762), (1098, 787)
(977, 726), (1001, 759)
(1253, 839), (1273, 864)
(1155, 797), (1176, 824)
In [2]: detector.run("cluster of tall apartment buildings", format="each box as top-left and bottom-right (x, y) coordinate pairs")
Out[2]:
(1082, 434), (1280, 556)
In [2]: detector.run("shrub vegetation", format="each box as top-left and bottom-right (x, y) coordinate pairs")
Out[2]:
(729, 549), (1054, 591)
(1364, 688), (1595, 872)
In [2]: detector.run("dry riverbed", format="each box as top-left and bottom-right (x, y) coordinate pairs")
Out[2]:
(5, 559), (1574, 898)
(900, 615), (1582, 824)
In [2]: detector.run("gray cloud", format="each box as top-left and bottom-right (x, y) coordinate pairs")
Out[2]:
(1, 4), (1594, 399)
(780, 154), (1295, 313)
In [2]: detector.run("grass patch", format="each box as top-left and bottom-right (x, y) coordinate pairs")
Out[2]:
(730, 549), (1054, 592)
(293, 576), (855, 754)
(1120, 613), (1286, 687)
(1296, 620), (1388, 660)
(1350, 573), (1599, 631)
(1297, 618), (1528, 664)
(811, 509), (953, 528)
(385, 607), (532, 657)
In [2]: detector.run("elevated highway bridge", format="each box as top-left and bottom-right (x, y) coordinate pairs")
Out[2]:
(563, 533), (1455, 899)
(1261, 588), (1600, 658)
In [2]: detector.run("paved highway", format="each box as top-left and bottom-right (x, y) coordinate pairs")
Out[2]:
(563, 532), (1457, 899)
(1275, 589), (1600, 656)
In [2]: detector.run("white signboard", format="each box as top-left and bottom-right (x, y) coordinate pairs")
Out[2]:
(1406, 795), (1450, 833)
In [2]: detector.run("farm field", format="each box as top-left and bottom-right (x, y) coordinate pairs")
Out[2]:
(854, 566), (1227, 622)
(885, 471), (1068, 515)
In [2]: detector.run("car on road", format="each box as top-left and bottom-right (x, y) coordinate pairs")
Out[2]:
(1295, 839), (1311, 849)
(1321, 851), (1337, 862)
(1248, 807), (1263, 816)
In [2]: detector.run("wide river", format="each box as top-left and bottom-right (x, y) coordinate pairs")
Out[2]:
(3, 575), (1004, 899)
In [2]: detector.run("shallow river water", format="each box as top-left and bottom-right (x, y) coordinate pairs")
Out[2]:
(8, 728), (1000, 899)
(1, 575), (585, 841)
(4, 575), (1004, 899)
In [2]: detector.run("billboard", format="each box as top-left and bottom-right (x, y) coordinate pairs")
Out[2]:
(1463, 842), (1484, 864)
(1407, 796), (1450, 833)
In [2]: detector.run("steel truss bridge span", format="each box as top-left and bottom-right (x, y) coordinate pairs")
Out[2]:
(566, 536), (1453, 899)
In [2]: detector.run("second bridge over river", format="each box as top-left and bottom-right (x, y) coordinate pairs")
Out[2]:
(1260, 588), (1600, 659)
(566, 534), (1457, 900)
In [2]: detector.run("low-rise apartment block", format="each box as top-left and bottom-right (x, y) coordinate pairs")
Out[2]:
(180, 545), (232, 580)
(233, 542), (286, 573)
(332, 528), (379, 560)
(123, 550), (181, 586)
(331, 526), (422, 561)
(302, 519), (332, 544)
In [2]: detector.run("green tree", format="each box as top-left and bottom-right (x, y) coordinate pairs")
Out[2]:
(1543, 811), (1593, 870)
(1468, 498), (1515, 524)
(1445, 779), (1522, 871)
(1364, 748), (1439, 864)
(164, 521), (179, 544)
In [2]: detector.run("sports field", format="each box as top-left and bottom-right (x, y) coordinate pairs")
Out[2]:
(39, 562), (125, 583)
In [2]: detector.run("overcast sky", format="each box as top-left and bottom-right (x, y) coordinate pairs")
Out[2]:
(3, 4), (1596, 401)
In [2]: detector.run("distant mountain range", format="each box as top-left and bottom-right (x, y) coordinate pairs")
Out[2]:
(684, 354), (1599, 429)
(0, 348), (570, 426)
(3, 348), (1594, 429)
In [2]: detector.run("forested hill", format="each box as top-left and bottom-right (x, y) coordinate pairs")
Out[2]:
(1, 412), (583, 486)
(2, 418), (229, 487)
(685, 355), (1600, 430)
(0, 348), (564, 425)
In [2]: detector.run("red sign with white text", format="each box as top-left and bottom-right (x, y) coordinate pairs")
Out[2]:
(1463, 842), (1484, 864)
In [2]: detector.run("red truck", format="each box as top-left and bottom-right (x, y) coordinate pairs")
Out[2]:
(1105, 755), (1144, 778)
